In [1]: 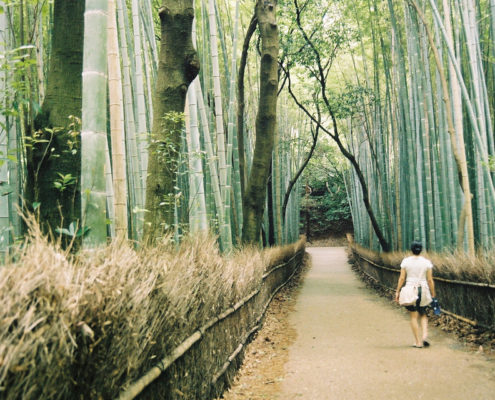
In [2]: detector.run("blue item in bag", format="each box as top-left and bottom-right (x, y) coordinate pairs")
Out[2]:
(431, 298), (441, 315)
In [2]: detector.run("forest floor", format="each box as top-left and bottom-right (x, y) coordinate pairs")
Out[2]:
(219, 246), (495, 399)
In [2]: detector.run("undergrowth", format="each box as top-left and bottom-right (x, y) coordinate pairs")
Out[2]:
(0, 218), (305, 399)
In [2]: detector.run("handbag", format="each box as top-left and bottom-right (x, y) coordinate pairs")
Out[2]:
(399, 285), (418, 306)
(431, 298), (441, 315)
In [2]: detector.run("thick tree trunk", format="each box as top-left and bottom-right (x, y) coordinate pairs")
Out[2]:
(242, 0), (279, 244)
(27, 0), (85, 235)
(143, 1), (199, 242)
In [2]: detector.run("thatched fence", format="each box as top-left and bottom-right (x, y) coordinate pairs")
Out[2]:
(0, 227), (305, 400)
(118, 241), (306, 400)
(350, 245), (495, 330)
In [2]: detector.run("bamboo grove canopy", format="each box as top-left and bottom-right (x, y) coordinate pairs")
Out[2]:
(1, 0), (495, 255)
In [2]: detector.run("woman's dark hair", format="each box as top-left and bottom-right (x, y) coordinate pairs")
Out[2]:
(411, 241), (422, 255)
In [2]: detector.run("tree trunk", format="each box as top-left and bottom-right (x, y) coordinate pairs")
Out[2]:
(27, 0), (85, 236)
(242, 0), (279, 244)
(143, 1), (199, 242)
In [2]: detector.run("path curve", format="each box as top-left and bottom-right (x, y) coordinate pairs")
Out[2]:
(280, 247), (495, 399)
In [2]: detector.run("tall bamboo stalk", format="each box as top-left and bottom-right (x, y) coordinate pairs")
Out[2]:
(81, 0), (108, 247)
(0, 2), (10, 256)
(117, 0), (142, 239)
(207, 0), (232, 247)
(131, 0), (149, 191)
(195, 79), (231, 248)
(429, 0), (495, 203)
(108, 0), (128, 239)
(408, 0), (475, 253)
(226, 0), (242, 238)
(186, 86), (208, 232)
(187, 14), (208, 233)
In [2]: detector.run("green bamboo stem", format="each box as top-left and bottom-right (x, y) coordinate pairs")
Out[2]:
(195, 78), (231, 250)
(0, 3), (11, 256)
(409, 0), (475, 252)
(186, 87), (208, 233)
(105, 148), (116, 238)
(207, 0), (232, 248)
(429, 0), (495, 203)
(116, 0), (142, 240)
(226, 0), (242, 238)
(141, 0), (159, 71)
(131, 0), (149, 193)
(213, 0), (230, 91)
(108, 0), (128, 239)
(81, 0), (108, 247)
(187, 18), (208, 233)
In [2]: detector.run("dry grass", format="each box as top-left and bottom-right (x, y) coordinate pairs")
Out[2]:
(262, 236), (306, 270)
(0, 219), (304, 400)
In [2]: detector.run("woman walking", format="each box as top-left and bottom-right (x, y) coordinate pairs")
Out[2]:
(395, 241), (436, 348)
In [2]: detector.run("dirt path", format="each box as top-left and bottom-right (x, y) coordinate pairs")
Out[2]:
(222, 247), (495, 399)
(280, 247), (495, 399)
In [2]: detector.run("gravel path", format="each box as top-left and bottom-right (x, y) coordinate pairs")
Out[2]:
(280, 247), (495, 399)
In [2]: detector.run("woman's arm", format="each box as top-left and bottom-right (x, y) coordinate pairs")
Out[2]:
(395, 268), (406, 302)
(426, 268), (436, 298)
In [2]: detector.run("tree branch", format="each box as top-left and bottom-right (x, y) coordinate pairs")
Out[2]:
(237, 13), (258, 197)
(282, 121), (320, 219)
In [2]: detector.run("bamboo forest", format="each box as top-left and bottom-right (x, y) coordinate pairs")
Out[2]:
(2, 0), (495, 255)
(1, 0), (495, 399)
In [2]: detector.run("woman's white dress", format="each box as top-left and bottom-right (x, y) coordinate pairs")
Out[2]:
(400, 256), (433, 307)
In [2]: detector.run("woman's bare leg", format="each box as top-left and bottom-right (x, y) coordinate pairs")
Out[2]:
(409, 311), (422, 347)
(420, 313), (429, 343)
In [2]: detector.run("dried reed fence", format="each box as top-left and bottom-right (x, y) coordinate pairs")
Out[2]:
(0, 219), (306, 400)
(349, 243), (495, 330)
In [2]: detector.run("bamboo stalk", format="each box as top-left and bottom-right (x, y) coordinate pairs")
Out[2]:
(428, 0), (495, 203)
(105, 147), (116, 238)
(117, 332), (203, 400)
(226, 0), (242, 238)
(409, 0), (475, 254)
(108, 0), (128, 239)
(81, 0), (109, 247)
(207, 0), (232, 248)
(186, 81), (208, 232)
(116, 0), (141, 240)
(0, 2), (10, 257)
(195, 79), (229, 248)
(131, 0), (149, 189)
